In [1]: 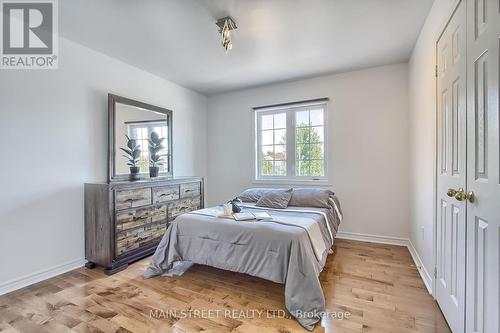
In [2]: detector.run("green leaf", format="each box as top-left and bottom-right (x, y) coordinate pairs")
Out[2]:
(132, 149), (141, 159)
(150, 146), (163, 155)
(120, 147), (133, 156)
(127, 139), (137, 150)
(150, 131), (160, 143)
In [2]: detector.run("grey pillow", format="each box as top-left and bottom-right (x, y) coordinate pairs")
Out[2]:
(238, 188), (281, 202)
(288, 188), (335, 208)
(255, 188), (293, 209)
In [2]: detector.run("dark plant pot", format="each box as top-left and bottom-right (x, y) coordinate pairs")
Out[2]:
(231, 201), (241, 213)
(149, 166), (159, 178)
(129, 166), (140, 181)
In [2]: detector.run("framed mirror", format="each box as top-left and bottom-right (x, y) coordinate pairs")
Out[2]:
(108, 94), (173, 182)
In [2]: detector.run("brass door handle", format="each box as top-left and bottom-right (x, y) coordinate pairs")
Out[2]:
(454, 188), (466, 201)
(466, 191), (475, 203)
(450, 188), (475, 203)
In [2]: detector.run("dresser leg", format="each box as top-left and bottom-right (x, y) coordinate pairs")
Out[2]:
(85, 261), (96, 269)
(104, 264), (128, 275)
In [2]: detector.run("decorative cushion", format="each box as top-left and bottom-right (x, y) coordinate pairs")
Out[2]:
(255, 188), (293, 209)
(238, 188), (281, 202)
(288, 188), (335, 208)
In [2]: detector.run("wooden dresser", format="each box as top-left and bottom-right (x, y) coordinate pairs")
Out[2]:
(84, 177), (203, 274)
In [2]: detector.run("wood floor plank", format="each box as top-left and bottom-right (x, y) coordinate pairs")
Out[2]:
(0, 239), (450, 333)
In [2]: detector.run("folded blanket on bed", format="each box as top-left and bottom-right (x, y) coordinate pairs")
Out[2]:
(144, 204), (340, 331)
(191, 205), (327, 262)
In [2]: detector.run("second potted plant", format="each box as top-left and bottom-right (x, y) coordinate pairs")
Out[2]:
(120, 135), (141, 181)
(148, 131), (165, 178)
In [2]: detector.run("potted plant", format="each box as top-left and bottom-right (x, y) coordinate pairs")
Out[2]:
(148, 131), (165, 178)
(120, 135), (141, 180)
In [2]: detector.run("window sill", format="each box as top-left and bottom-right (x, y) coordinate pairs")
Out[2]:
(252, 179), (332, 187)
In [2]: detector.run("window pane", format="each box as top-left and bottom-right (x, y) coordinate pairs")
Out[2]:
(296, 143), (310, 160)
(262, 160), (273, 175)
(163, 139), (169, 153)
(310, 160), (324, 176)
(296, 110), (309, 127)
(274, 161), (286, 175)
(261, 145), (273, 160)
(297, 160), (310, 176)
(310, 109), (324, 126)
(296, 127), (310, 143)
(310, 143), (324, 159)
(261, 130), (273, 145)
(274, 144), (286, 160)
(310, 126), (324, 142)
(274, 129), (286, 144)
(257, 104), (326, 179)
(262, 114), (273, 130)
(274, 113), (286, 129)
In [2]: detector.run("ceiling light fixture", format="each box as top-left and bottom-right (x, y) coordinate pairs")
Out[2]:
(216, 16), (237, 54)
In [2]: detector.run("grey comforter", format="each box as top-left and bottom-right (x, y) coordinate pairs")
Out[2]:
(144, 202), (342, 330)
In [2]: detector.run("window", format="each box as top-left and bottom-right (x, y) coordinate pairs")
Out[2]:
(255, 100), (328, 181)
(128, 121), (170, 174)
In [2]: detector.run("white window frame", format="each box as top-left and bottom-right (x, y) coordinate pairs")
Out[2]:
(253, 100), (329, 184)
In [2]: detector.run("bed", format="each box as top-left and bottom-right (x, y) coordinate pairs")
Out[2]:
(144, 188), (343, 331)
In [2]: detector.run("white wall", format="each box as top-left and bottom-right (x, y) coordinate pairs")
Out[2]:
(408, 0), (458, 290)
(207, 63), (410, 239)
(0, 37), (207, 293)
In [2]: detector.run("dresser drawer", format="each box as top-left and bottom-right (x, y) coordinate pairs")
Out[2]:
(116, 223), (167, 256)
(180, 182), (201, 198)
(168, 197), (201, 221)
(115, 188), (152, 210)
(116, 205), (167, 232)
(153, 185), (180, 203)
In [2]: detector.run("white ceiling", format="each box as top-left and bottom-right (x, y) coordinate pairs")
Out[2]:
(60, 0), (434, 95)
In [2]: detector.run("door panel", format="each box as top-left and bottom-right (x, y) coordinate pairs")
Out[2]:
(465, 0), (500, 332)
(436, 2), (467, 332)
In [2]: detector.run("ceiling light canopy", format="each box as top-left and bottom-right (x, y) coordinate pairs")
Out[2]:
(216, 16), (237, 54)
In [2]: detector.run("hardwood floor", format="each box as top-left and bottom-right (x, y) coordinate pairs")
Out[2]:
(0, 239), (450, 333)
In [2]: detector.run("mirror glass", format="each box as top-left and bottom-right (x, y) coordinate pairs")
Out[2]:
(113, 101), (171, 179)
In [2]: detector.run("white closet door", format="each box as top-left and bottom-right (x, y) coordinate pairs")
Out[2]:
(465, 0), (500, 332)
(436, 2), (467, 332)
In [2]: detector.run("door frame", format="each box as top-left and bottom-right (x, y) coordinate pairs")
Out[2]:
(433, 0), (463, 298)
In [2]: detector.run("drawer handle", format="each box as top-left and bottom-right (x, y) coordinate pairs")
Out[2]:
(124, 196), (148, 202)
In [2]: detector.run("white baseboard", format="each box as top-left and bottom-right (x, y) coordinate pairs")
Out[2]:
(336, 231), (433, 295)
(407, 240), (433, 295)
(0, 258), (85, 296)
(336, 231), (409, 246)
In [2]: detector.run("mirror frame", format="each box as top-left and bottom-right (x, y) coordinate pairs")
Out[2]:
(108, 94), (173, 182)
